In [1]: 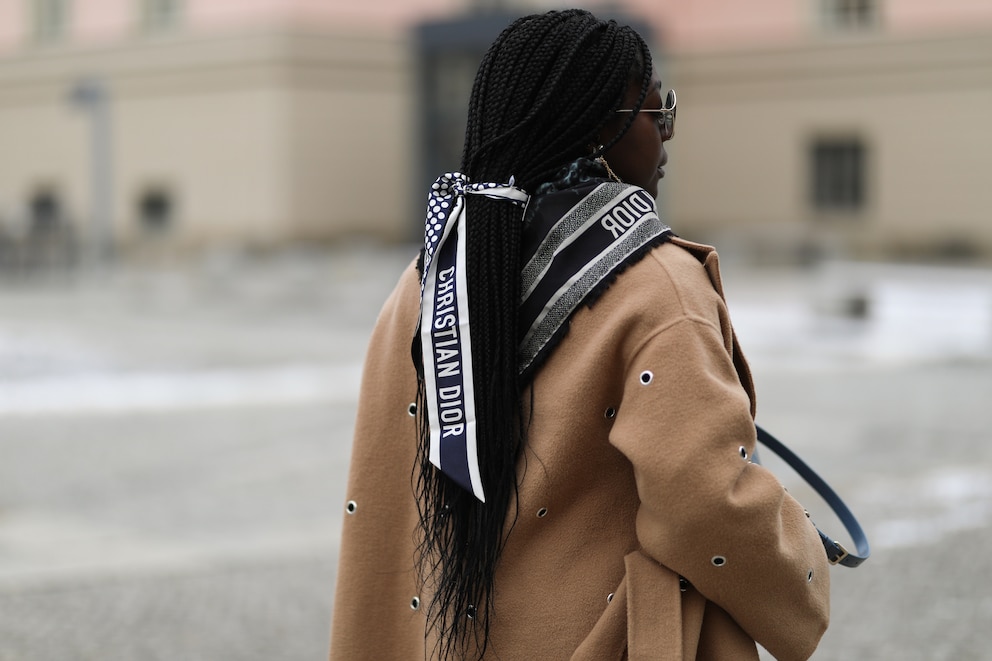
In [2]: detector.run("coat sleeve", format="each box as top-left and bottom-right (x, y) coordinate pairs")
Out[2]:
(608, 257), (830, 661)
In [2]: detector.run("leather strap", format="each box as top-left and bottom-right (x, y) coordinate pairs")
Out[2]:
(755, 426), (871, 568)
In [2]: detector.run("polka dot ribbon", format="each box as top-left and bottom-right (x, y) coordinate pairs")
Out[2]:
(418, 172), (529, 502)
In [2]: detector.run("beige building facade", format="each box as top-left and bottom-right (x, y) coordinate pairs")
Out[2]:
(664, 28), (992, 261)
(0, 24), (414, 254)
(1, 0), (991, 260)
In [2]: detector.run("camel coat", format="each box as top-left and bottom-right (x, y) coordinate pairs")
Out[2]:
(329, 237), (830, 660)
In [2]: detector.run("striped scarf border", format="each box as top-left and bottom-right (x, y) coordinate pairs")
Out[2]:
(518, 182), (671, 378)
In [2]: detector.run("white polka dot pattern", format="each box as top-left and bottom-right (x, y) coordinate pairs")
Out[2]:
(420, 172), (529, 293)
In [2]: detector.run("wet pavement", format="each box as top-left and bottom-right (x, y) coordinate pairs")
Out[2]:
(0, 244), (990, 660)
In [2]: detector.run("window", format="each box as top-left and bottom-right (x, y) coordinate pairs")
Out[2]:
(810, 138), (867, 212)
(137, 188), (174, 233)
(33, 0), (69, 44)
(141, 0), (182, 33)
(819, 0), (878, 31)
(28, 188), (63, 233)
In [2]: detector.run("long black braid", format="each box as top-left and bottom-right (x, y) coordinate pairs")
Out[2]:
(414, 10), (653, 660)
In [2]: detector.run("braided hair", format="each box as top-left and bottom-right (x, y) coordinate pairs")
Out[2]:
(414, 9), (653, 659)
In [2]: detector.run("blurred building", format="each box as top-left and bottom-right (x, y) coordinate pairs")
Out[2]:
(1, 0), (991, 261)
(632, 0), (992, 262)
(0, 0), (469, 258)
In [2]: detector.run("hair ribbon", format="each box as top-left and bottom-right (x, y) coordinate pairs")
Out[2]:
(418, 172), (529, 502)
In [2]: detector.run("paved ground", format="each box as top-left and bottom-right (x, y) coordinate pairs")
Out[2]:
(0, 243), (990, 660)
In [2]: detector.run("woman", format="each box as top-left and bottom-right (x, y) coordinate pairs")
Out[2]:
(330, 9), (829, 661)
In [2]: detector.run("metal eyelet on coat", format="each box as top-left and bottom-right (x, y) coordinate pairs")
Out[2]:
(711, 555), (727, 567)
(411, 596), (421, 610)
(604, 407), (617, 420)
(639, 370), (654, 385)
(536, 507), (548, 518)
(345, 500), (357, 515)
(408, 402), (417, 416)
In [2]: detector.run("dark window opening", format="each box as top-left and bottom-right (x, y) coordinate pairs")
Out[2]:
(821, 0), (878, 30)
(33, 0), (69, 43)
(142, 0), (182, 33)
(810, 138), (867, 213)
(138, 189), (174, 233)
(29, 189), (63, 233)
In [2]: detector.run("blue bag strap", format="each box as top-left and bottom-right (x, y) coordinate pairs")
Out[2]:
(755, 426), (871, 568)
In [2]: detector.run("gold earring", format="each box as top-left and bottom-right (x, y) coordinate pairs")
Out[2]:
(595, 145), (622, 184)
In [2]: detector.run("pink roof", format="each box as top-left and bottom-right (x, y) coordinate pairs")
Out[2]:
(2, 0), (992, 53)
(623, 0), (992, 52)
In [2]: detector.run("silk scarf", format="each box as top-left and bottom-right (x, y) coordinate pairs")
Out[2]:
(417, 172), (671, 502)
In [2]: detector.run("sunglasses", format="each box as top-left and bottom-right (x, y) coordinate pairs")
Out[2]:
(615, 88), (677, 140)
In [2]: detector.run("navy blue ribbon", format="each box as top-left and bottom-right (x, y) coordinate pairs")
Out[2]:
(418, 172), (529, 502)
